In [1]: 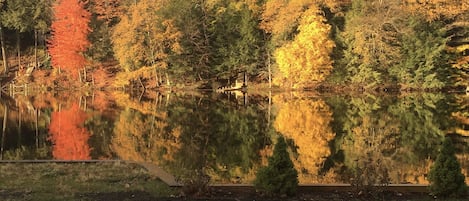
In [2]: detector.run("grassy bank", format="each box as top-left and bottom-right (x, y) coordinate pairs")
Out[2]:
(0, 162), (467, 201)
(0, 162), (175, 201)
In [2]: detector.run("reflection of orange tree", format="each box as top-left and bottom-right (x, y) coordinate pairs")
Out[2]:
(273, 95), (335, 183)
(48, 103), (91, 160)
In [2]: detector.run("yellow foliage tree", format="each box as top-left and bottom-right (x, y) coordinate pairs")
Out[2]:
(273, 95), (335, 183)
(403, 0), (469, 21)
(111, 0), (182, 85)
(261, 0), (348, 40)
(273, 6), (334, 88)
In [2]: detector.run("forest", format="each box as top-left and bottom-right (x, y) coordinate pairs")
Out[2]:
(0, 0), (467, 91)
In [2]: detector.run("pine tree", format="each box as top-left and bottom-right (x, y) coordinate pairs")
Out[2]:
(428, 137), (467, 197)
(254, 136), (298, 196)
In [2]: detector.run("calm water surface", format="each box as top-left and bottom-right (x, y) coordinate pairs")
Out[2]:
(0, 91), (468, 184)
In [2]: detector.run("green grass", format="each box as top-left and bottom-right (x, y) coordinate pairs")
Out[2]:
(0, 162), (176, 201)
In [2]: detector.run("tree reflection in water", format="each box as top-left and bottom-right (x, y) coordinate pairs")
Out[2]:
(49, 103), (91, 160)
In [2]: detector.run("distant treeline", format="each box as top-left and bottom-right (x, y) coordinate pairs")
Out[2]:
(0, 0), (467, 91)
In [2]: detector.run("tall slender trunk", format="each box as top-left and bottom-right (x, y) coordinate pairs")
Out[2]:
(18, 105), (22, 146)
(267, 53), (272, 89)
(1, 105), (8, 160)
(165, 72), (170, 86)
(35, 108), (39, 148)
(34, 30), (38, 68)
(17, 31), (21, 70)
(0, 26), (8, 74)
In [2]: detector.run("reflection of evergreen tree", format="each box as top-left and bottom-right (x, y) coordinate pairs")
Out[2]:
(254, 136), (298, 196)
(86, 115), (115, 159)
(428, 137), (467, 197)
(388, 94), (451, 159)
(165, 95), (271, 183)
(325, 93), (458, 184)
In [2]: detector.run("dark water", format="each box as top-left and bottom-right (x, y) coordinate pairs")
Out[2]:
(0, 91), (468, 184)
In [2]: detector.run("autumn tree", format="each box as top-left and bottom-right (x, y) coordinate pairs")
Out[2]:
(111, 0), (182, 87)
(91, 0), (122, 24)
(274, 5), (334, 88)
(48, 0), (91, 79)
(49, 103), (91, 160)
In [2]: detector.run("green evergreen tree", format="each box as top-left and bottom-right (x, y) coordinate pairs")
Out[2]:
(254, 136), (298, 196)
(389, 17), (451, 90)
(211, 2), (264, 79)
(428, 137), (467, 197)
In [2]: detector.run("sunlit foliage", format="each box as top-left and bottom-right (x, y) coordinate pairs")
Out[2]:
(111, 0), (181, 72)
(274, 5), (334, 88)
(47, 0), (91, 79)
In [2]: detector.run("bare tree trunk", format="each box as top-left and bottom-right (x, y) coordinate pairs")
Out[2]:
(268, 90), (271, 125)
(83, 68), (86, 83)
(34, 30), (38, 68)
(155, 71), (160, 87)
(17, 31), (21, 70)
(0, 26), (8, 74)
(1, 105), (7, 160)
(138, 77), (146, 91)
(165, 72), (170, 86)
(18, 105), (22, 146)
(78, 69), (83, 83)
(267, 53), (272, 89)
(35, 108), (39, 148)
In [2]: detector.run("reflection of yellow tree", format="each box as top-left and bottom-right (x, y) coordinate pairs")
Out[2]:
(274, 96), (335, 183)
(111, 108), (181, 164)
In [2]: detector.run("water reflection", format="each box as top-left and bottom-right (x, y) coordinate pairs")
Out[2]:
(49, 103), (91, 160)
(273, 93), (335, 183)
(0, 91), (468, 184)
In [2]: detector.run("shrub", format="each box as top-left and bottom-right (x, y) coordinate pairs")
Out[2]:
(254, 136), (298, 196)
(428, 137), (467, 197)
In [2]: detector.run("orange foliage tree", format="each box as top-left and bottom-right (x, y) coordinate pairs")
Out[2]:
(91, 0), (122, 24)
(48, 0), (91, 79)
(49, 103), (91, 160)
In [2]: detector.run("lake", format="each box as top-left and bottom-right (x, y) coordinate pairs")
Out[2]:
(0, 90), (468, 185)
